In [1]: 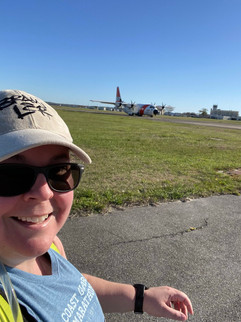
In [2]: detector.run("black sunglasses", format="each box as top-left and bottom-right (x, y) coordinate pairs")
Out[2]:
(0, 163), (84, 197)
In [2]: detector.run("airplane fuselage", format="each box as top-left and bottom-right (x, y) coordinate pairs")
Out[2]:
(124, 104), (159, 117)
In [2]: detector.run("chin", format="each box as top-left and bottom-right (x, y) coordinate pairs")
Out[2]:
(20, 236), (55, 258)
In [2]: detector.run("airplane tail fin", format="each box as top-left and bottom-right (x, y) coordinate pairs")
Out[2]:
(115, 87), (123, 108)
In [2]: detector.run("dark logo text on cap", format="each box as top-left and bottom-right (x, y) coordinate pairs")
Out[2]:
(0, 94), (52, 119)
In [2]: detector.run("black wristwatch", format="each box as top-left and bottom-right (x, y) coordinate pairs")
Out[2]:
(133, 284), (149, 314)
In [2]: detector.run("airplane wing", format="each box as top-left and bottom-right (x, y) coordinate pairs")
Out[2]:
(120, 102), (132, 107)
(90, 100), (116, 105)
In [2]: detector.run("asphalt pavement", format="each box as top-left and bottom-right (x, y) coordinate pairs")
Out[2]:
(58, 195), (241, 322)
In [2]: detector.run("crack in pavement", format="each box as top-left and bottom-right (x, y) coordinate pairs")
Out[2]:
(111, 218), (208, 246)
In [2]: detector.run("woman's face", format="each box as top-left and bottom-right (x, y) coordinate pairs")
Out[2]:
(0, 145), (74, 266)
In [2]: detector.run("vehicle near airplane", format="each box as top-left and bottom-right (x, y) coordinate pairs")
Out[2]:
(90, 87), (165, 117)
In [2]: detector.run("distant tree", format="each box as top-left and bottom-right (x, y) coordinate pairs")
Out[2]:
(199, 108), (208, 117)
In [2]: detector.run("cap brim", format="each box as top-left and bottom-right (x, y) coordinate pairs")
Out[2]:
(0, 129), (92, 164)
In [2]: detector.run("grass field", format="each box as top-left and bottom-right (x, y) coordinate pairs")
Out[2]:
(56, 109), (241, 215)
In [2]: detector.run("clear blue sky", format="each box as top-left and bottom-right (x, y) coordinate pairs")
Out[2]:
(1, 0), (241, 114)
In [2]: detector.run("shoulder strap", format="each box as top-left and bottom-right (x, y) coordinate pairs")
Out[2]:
(0, 288), (14, 322)
(0, 288), (36, 322)
(50, 242), (60, 254)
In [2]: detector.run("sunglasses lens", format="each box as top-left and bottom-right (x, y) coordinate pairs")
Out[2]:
(0, 165), (36, 196)
(48, 164), (81, 192)
(0, 163), (83, 196)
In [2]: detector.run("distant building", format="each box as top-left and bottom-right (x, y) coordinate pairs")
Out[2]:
(97, 106), (105, 111)
(210, 105), (239, 120)
(97, 106), (115, 111)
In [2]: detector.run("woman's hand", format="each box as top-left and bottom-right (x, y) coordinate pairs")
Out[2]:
(143, 286), (194, 321)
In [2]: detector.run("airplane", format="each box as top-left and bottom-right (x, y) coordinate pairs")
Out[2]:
(90, 87), (165, 117)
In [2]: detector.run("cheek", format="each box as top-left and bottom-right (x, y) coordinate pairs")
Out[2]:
(55, 191), (74, 221)
(0, 196), (21, 215)
(0, 196), (21, 238)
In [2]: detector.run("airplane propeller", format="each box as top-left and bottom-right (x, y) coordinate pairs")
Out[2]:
(156, 103), (166, 111)
(130, 101), (135, 108)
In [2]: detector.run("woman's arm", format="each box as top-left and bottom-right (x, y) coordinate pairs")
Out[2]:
(83, 274), (193, 321)
(54, 237), (193, 320)
(83, 274), (135, 312)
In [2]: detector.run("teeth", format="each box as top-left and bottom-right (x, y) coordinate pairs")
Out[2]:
(17, 215), (49, 223)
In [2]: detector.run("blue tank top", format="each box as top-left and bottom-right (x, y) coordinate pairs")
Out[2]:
(3, 249), (105, 322)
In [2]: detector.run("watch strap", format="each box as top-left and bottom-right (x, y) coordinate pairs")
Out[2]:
(133, 284), (148, 314)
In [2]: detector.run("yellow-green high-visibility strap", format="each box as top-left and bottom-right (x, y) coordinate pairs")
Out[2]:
(0, 294), (15, 322)
(0, 261), (23, 322)
(50, 243), (60, 254)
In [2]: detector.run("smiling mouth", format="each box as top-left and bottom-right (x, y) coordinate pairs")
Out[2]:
(15, 214), (50, 224)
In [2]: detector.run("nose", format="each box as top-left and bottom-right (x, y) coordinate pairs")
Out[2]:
(23, 173), (54, 201)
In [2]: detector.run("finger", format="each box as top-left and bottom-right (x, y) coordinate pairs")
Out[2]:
(173, 301), (181, 311)
(172, 301), (189, 318)
(163, 304), (188, 321)
(179, 302), (188, 317)
(171, 292), (194, 315)
(183, 297), (194, 315)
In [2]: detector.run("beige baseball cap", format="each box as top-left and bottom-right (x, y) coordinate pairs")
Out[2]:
(0, 90), (91, 164)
